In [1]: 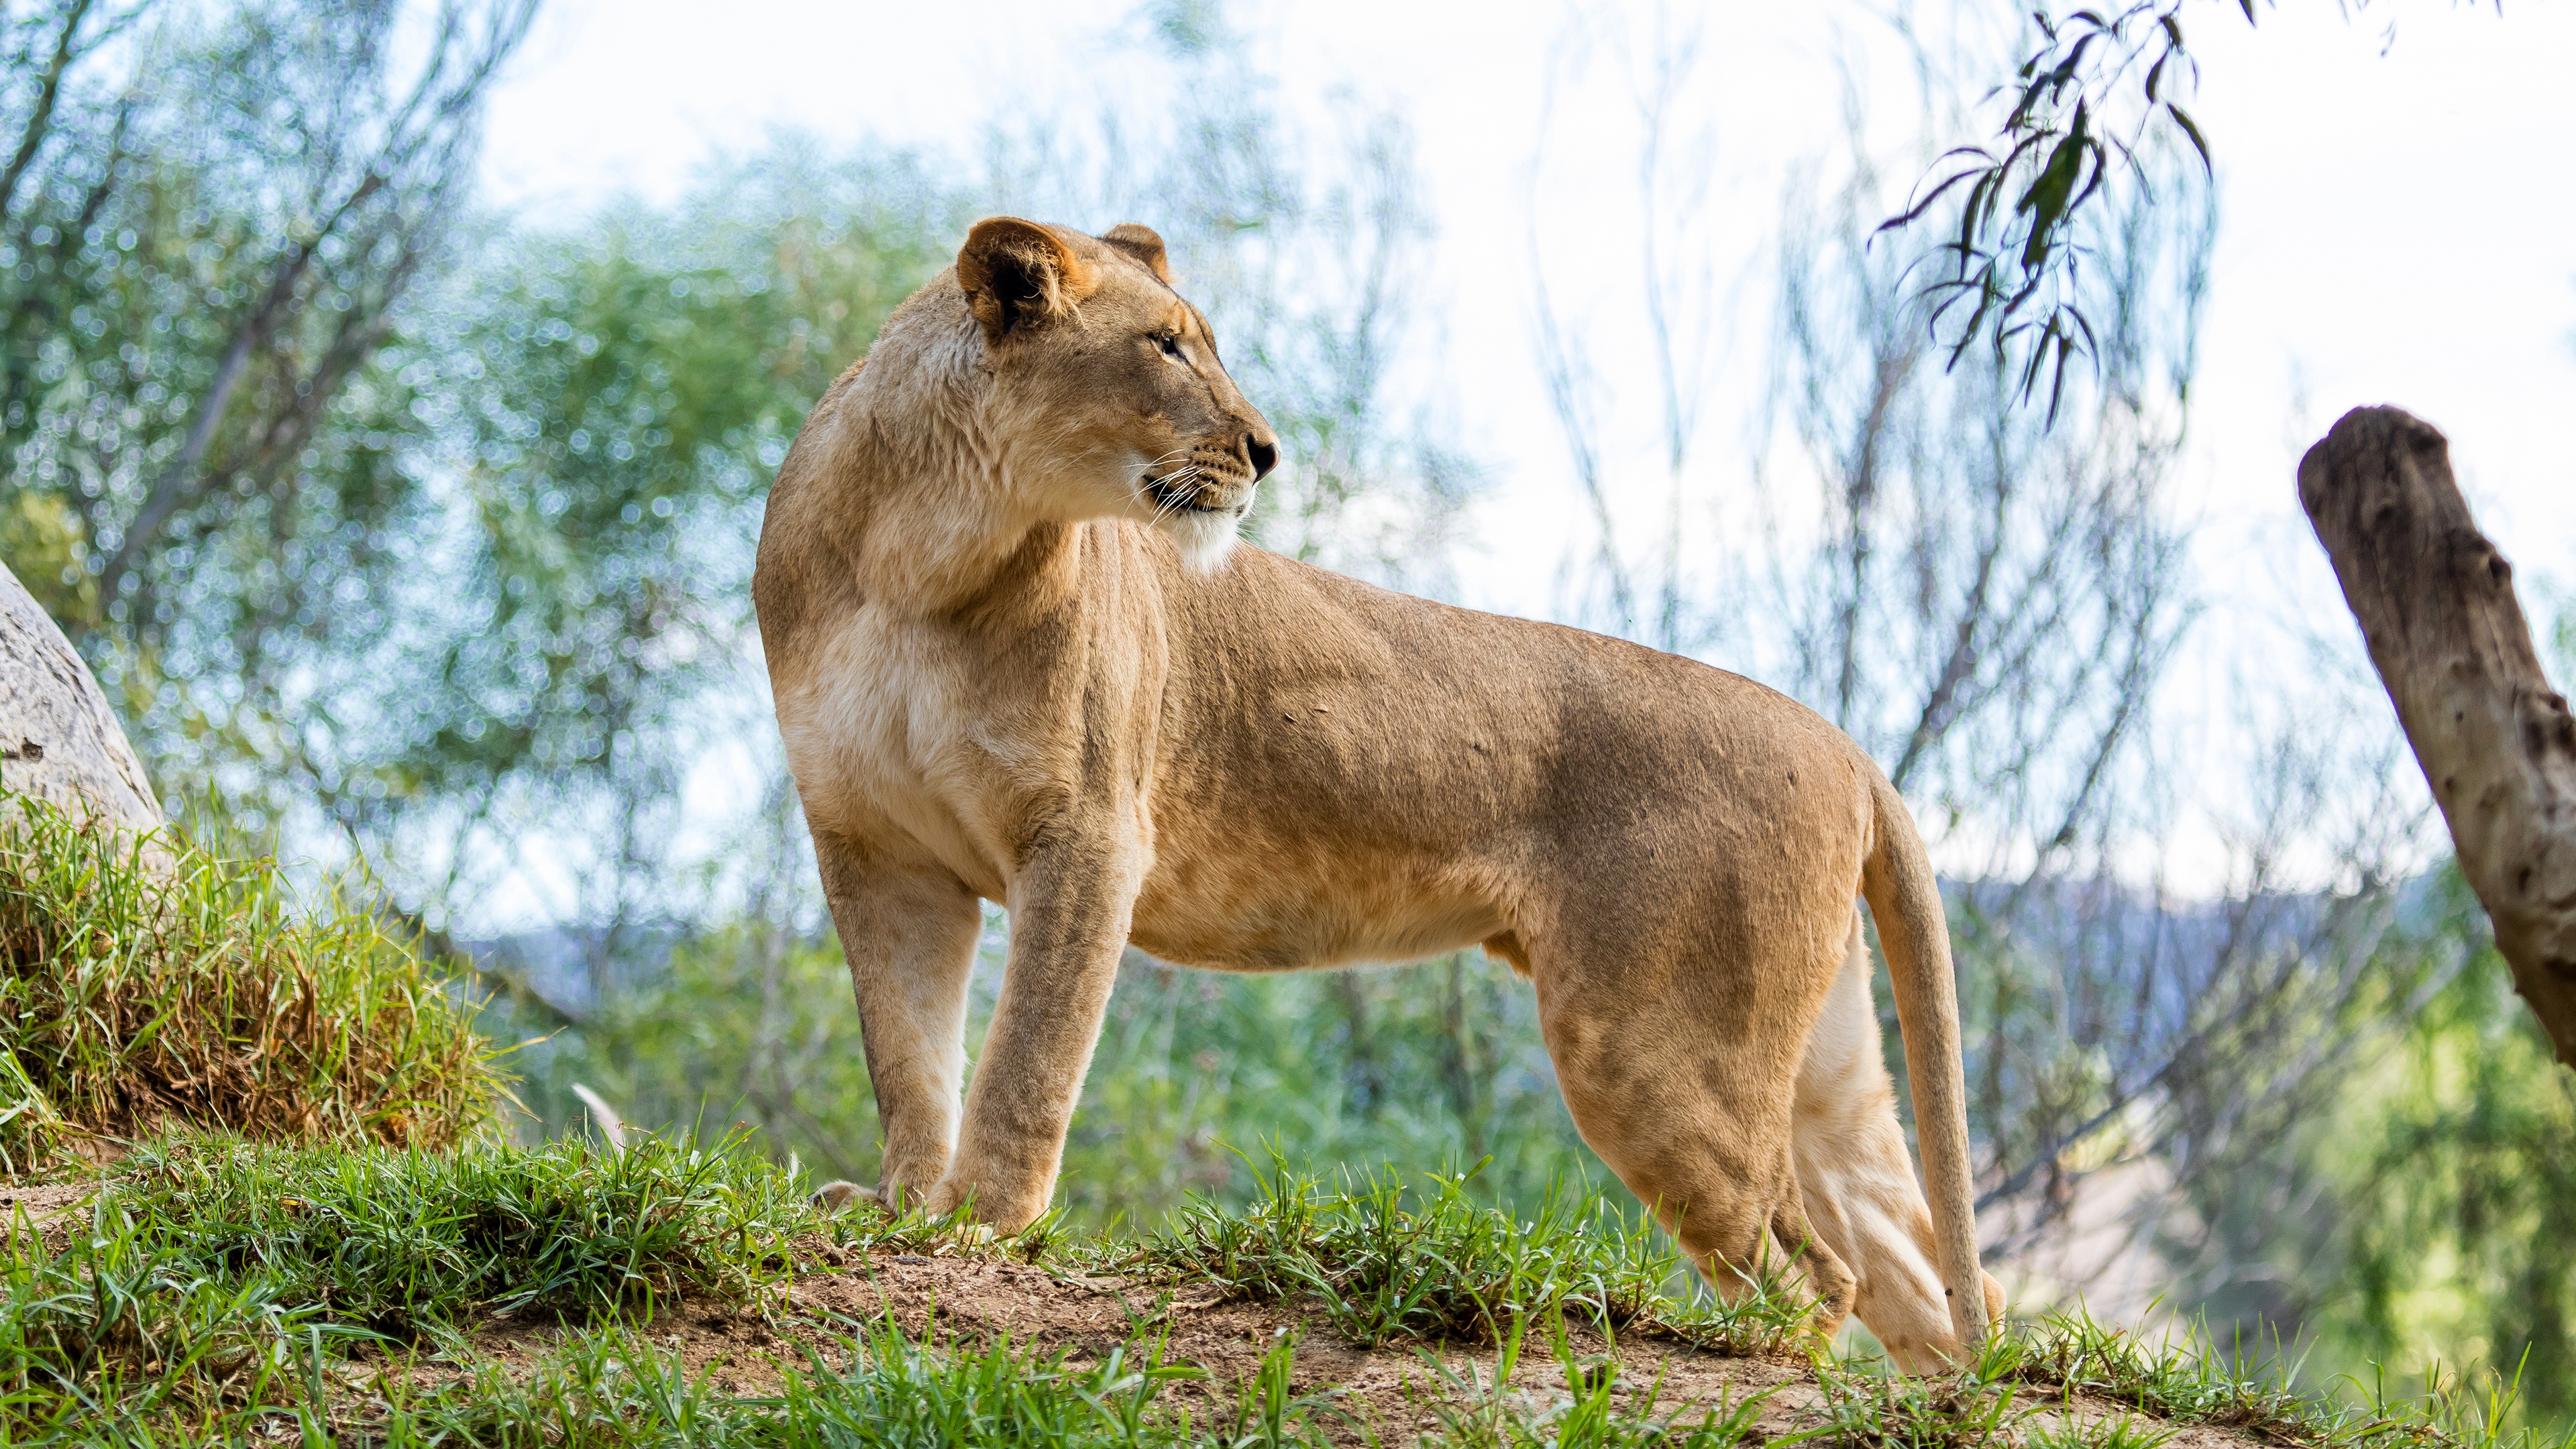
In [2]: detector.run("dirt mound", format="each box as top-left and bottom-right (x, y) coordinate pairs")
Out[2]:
(451, 1242), (2265, 1448)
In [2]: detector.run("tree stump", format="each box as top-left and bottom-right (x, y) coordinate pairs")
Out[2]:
(2298, 406), (2576, 1067)
(0, 559), (162, 833)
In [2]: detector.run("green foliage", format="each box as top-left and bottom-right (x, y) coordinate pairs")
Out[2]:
(0, 0), (532, 824)
(1888, 1), (2512, 417)
(0, 796), (498, 1170)
(510, 941), (1605, 1234)
(2329, 873), (2576, 1422)
(1055, 955), (1593, 1226)
(498, 912), (888, 1186)
(373, 152), (955, 837)
(5, 3), (951, 870)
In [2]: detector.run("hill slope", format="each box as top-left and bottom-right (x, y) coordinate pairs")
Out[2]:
(7, 1136), (2559, 1448)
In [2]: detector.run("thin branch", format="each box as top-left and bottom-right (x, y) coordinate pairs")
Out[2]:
(0, 0), (99, 226)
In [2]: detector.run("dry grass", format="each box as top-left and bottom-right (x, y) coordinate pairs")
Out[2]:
(0, 797), (501, 1172)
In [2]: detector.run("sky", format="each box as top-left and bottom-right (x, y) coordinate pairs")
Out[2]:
(480, 0), (2576, 569)
(467, 0), (2576, 912)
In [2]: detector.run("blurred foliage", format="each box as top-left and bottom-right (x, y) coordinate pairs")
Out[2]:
(0, 4), (955, 914)
(0, 0), (533, 820)
(496, 925), (1599, 1232)
(2318, 873), (2576, 1417)
(335, 149), (954, 920)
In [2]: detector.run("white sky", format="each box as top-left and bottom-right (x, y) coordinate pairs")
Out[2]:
(481, 0), (2576, 574)
(467, 0), (2576, 918)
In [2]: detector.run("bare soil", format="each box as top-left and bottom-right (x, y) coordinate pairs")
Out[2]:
(0, 1180), (97, 1254)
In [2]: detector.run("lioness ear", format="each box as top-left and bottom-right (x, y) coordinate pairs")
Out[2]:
(1099, 223), (1173, 284)
(956, 218), (1097, 342)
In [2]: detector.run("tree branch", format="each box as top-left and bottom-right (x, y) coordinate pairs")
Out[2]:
(2298, 405), (2576, 1067)
(96, 170), (384, 606)
(0, 0), (99, 227)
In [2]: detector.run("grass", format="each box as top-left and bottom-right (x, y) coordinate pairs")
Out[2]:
(1768, 1307), (2576, 1449)
(326, 1316), (1346, 1449)
(0, 797), (499, 1171)
(101, 1132), (816, 1340)
(0, 1192), (340, 1440)
(1410, 1309), (1778, 1448)
(0, 1132), (2569, 1446)
(0, 1132), (1333, 1445)
(0, 807), (2565, 1446)
(1121, 1150), (1817, 1356)
(1998, 1309), (2572, 1449)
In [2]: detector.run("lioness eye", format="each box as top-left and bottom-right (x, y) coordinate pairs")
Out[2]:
(1155, 332), (1183, 358)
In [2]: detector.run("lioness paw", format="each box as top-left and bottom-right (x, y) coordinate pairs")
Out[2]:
(810, 1179), (879, 1214)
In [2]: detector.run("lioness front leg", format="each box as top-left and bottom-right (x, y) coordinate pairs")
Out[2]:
(928, 837), (1140, 1230)
(812, 833), (983, 1209)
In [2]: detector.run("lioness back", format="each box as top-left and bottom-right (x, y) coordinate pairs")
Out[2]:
(1124, 538), (1875, 977)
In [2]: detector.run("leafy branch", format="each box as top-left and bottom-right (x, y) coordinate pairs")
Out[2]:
(1880, 3), (2240, 420)
(1885, 1), (2507, 419)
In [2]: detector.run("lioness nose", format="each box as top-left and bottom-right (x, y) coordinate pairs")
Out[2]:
(1246, 433), (1278, 480)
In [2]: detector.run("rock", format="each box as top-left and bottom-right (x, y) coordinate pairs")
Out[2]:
(0, 559), (162, 832)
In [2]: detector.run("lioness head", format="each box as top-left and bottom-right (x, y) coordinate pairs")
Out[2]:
(955, 217), (1277, 571)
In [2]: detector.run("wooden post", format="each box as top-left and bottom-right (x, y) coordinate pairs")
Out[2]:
(2298, 406), (2576, 1067)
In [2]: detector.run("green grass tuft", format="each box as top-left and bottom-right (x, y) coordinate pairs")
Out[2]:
(0, 798), (500, 1171)
(2002, 1308), (2576, 1449)
(336, 1312), (1346, 1449)
(105, 1130), (818, 1341)
(1120, 1151), (1813, 1355)
(0, 1192), (348, 1442)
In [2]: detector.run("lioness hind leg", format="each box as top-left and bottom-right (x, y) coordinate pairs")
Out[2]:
(1793, 916), (2006, 1371)
(1533, 957), (1858, 1337)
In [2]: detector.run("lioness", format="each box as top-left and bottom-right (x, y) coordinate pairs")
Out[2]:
(755, 217), (2001, 1366)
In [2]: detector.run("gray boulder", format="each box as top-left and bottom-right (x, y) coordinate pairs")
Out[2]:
(0, 560), (162, 831)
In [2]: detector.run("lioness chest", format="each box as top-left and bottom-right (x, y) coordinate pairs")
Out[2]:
(774, 608), (1073, 903)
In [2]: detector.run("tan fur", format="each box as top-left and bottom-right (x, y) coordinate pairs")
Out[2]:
(754, 217), (2000, 1368)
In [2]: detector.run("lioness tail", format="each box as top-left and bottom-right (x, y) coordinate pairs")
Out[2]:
(1860, 768), (1990, 1354)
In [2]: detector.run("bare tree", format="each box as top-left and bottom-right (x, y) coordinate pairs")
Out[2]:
(1527, 4), (1719, 651)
